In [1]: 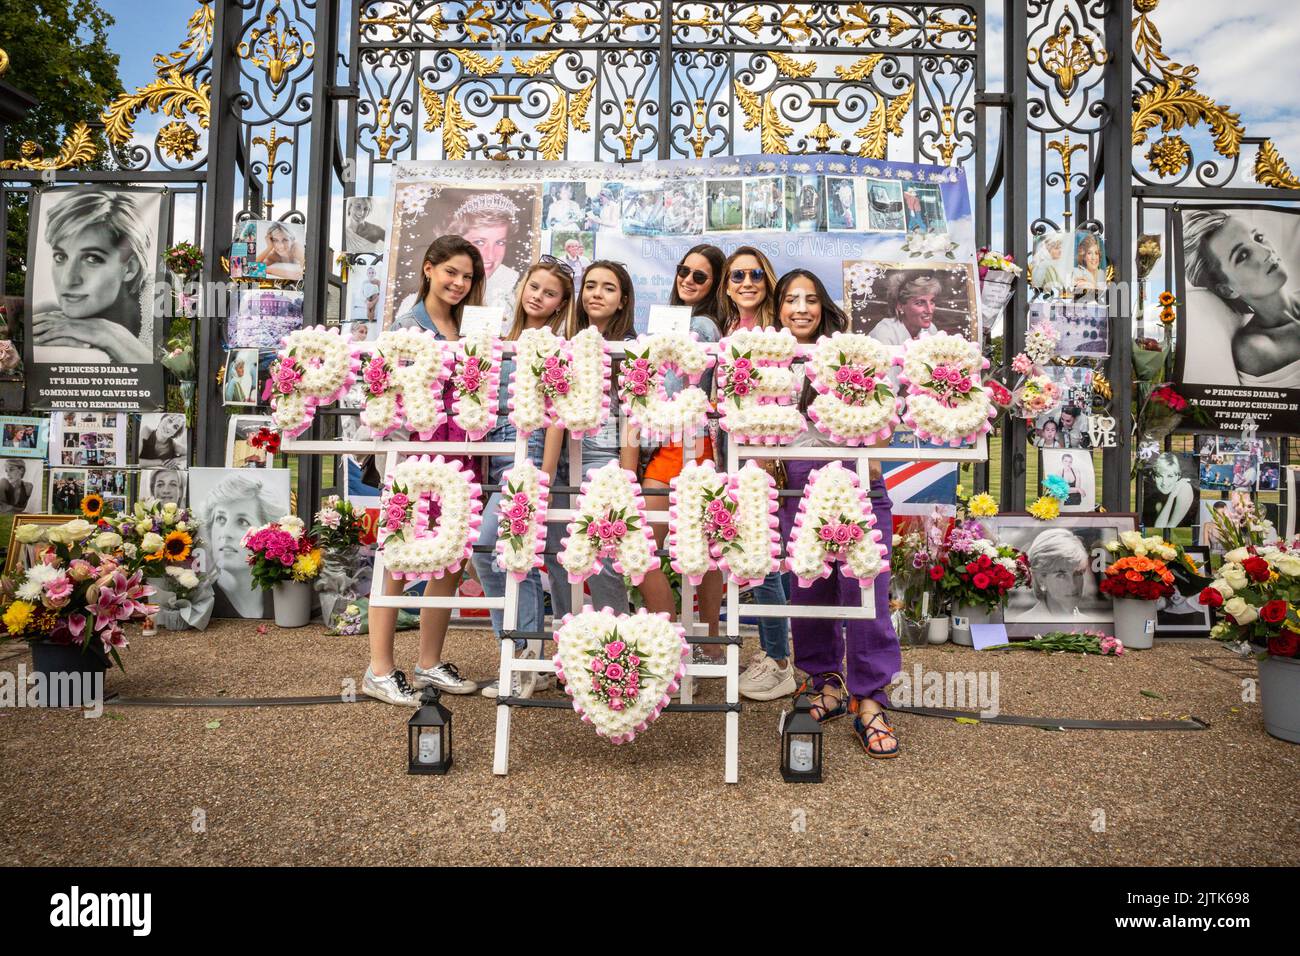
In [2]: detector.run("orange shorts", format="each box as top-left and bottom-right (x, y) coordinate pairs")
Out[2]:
(643, 436), (715, 485)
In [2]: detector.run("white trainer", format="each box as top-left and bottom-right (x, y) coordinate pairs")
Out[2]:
(738, 655), (797, 701)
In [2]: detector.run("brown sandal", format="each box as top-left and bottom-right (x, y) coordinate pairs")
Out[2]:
(797, 673), (849, 723)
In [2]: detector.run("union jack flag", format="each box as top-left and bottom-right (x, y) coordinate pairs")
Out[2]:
(882, 460), (958, 517)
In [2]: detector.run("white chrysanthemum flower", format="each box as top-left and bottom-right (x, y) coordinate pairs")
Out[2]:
(381, 455), (482, 578)
(494, 460), (549, 581)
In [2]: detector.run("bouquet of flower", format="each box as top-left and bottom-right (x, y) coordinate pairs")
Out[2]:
(576, 506), (642, 561)
(984, 629), (1124, 655)
(104, 499), (215, 629)
(891, 508), (948, 615)
(1199, 542), (1300, 659)
(242, 515), (322, 589)
(1099, 555), (1175, 602)
(1, 518), (155, 669)
(164, 241), (204, 278)
(930, 520), (1029, 613)
(249, 426), (282, 459)
(312, 495), (363, 553)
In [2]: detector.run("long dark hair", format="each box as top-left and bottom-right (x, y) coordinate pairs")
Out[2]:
(417, 235), (486, 327)
(669, 243), (725, 327)
(774, 269), (849, 414)
(716, 245), (777, 333)
(573, 260), (635, 341)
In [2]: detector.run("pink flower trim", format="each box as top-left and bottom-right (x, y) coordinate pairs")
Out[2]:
(714, 464), (781, 588)
(494, 465), (551, 583)
(272, 325), (362, 439)
(450, 336), (504, 441)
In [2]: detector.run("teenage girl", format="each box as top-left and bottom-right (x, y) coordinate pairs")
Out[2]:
(710, 246), (793, 699)
(775, 268), (902, 758)
(566, 260), (640, 614)
(637, 244), (725, 644)
(472, 259), (574, 699)
(363, 235), (486, 705)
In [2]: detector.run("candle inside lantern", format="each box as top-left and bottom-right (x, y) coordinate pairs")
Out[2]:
(417, 729), (441, 764)
(790, 738), (814, 773)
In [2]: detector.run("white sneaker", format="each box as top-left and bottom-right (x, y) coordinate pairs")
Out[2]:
(739, 649), (766, 676)
(362, 667), (421, 706)
(479, 647), (536, 699)
(739, 656), (797, 701)
(411, 661), (478, 695)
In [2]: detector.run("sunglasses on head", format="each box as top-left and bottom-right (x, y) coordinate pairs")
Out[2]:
(676, 264), (711, 285)
(729, 268), (765, 285)
(539, 254), (575, 276)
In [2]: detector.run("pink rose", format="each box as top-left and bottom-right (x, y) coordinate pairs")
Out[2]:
(609, 697), (623, 710)
(634, 358), (650, 371)
(611, 519), (627, 537)
(732, 381), (750, 397)
(706, 499), (725, 516)
(848, 523), (864, 541)
(632, 382), (648, 396)
(835, 367), (851, 384)
(732, 367), (751, 384)
(819, 525), (835, 541)
(605, 663), (625, 681)
(956, 377), (972, 393)
(598, 521), (615, 540)
(554, 379), (570, 395)
(512, 492), (530, 508)
(733, 358), (752, 372)
(849, 368), (867, 387)
(505, 503), (527, 521)
(586, 521), (601, 537)
(721, 525), (738, 541)
(607, 685), (621, 697)
(390, 493), (409, 508)
(627, 368), (649, 385)
(605, 640), (626, 658)
(386, 505), (406, 524)
(544, 356), (559, 369)
(624, 689), (638, 701)
(510, 518), (529, 536)
(591, 678), (602, 692)
(627, 655), (640, 667)
(592, 658), (605, 673)
(833, 525), (851, 545)
(68, 559), (94, 582)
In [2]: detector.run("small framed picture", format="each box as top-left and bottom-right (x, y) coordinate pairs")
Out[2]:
(139, 468), (187, 507)
(0, 416), (49, 460)
(1157, 545), (1213, 638)
(226, 415), (277, 469)
(0, 458), (43, 515)
(223, 349), (260, 407)
(3, 514), (75, 575)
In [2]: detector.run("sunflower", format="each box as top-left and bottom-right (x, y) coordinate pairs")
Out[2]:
(164, 530), (193, 562)
(1158, 291), (1175, 306)
(80, 494), (104, 520)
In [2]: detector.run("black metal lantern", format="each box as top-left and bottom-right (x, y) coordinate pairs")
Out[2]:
(407, 687), (452, 775)
(780, 693), (823, 783)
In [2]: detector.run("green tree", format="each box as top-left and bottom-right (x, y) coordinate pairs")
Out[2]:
(2, 0), (124, 294)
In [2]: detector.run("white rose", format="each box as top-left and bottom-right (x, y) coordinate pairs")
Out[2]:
(1273, 554), (1300, 577)
(1222, 597), (1257, 625)
(93, 532), (122, 551)
(1221, 564), (1248, 591)
(14, 524), (46, 544)
(176, 521), (188, 532)
(137, 520), (153, 536)
(162, 502), (179, 515)
(1119, 530), (1144, 552)
(179, 571), (199, 589)
(141, 532), (164, 554)
(1212, 580), (1234, 600)
(1223, 547), (1250, 564)
(62, 519), (94, 540)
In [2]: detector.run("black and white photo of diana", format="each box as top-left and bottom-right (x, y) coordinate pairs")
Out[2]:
(1178, 205), (1300, 388)
(28, 188), (162, 365)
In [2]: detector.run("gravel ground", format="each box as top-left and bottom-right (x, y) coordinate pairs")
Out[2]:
(1, 620), (1296, 866)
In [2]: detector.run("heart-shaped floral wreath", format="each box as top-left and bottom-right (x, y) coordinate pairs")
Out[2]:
(553, 608), (689, 744)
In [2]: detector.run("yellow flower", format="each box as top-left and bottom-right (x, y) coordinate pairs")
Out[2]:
(968, 493), (998, 518)
(164, 530), (193, 562)
(80, 494), (104, 519)
(3, 600), (36, 635)
(1029, 495), (1061, 521)
(291, 548), (323, 582)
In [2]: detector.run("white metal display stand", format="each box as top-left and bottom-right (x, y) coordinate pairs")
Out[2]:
(286, 342), (987, 783)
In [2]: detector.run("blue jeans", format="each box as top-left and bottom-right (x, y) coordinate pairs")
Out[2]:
(744, 572), (790, 660)
(471, 438), (571, 649)
(570, 445), (631, 616)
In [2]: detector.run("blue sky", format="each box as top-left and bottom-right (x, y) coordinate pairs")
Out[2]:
(96, 0), (1300, 169)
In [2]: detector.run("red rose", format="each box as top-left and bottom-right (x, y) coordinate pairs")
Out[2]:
(1267, 632), (1300, 658)
(1199, 587), (1223, 607)
(965, 562), (979, 575)
(972, 572), (991, 590)
(1242, 556), (1271, 583)
(1260, 600), (1288, 624)
(929, 565), (945, 581)
(976, 555), (992, 570)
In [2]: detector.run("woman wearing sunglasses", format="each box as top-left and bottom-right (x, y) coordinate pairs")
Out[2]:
(637, 245), (726, 650)
(705, 246), (792, 694)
